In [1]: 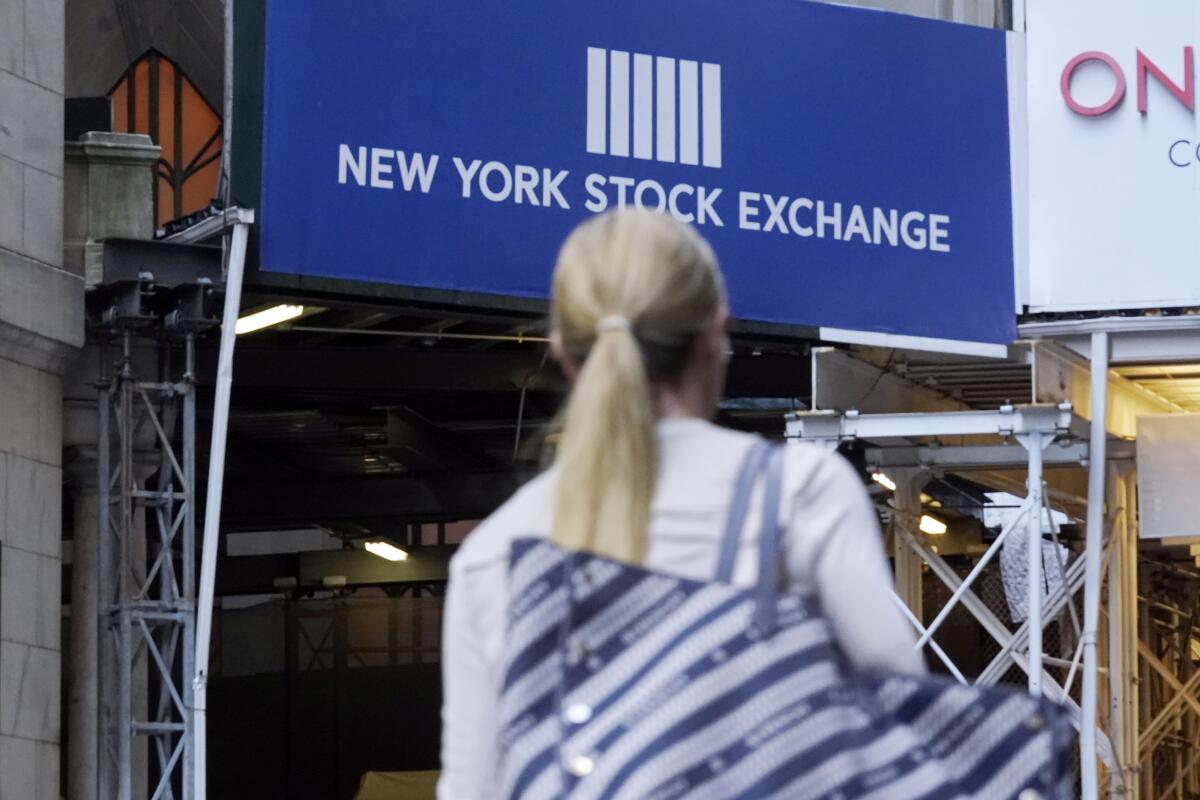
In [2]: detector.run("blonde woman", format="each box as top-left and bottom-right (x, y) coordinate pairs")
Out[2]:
(438, 210), (924, 799)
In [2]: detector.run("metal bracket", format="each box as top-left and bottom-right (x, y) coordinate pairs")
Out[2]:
(162, 206), (255, 245)
(786, 402), (1074, 444)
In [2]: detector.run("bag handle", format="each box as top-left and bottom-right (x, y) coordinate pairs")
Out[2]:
(751, 445), (786, 635)
(713, 441), (787, 636)
(713, 440), (772, 582)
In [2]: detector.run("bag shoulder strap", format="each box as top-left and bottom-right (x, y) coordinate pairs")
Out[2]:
(713, 439), (773, 583)
(751, 444), (786, 635)
(714, 441), (788, 634)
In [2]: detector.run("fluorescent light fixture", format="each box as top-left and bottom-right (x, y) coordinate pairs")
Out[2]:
(871, 472), (896, 491)
(919, 515), (948, 535)
(364, 540), (409, 562)
(235, 304), (304, 335)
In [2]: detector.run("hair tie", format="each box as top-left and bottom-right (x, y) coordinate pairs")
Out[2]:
(595, 315), (633, 335)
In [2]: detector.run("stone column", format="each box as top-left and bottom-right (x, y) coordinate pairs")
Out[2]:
(64, 448), (100, 800)
(64, 132), (160, 283)
(0, 0), (83, 798)
(61, 129), (158, 799)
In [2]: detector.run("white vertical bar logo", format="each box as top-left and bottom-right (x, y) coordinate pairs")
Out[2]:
(701, 63), (721, 169)
(586, 48), (607, 155)
(679, 59), (700, 166)
(609, 50), (631, 158)
(633, 54), (653, 160)
(656, 57), (676, 163)
(586, 48), (721, 169)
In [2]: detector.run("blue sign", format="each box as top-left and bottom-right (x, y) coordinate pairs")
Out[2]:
(260, 0), (1015, 347)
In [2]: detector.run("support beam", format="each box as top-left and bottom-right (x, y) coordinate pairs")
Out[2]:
(892, 470), (924, 620)
(916, 497), (1034, 652)
(1021, 317), (1200, 369)
(1139, 667), (1200, 759)
(1023, 431), (1047, 696)
(865, 440), (1136, 471)
(1122, 471), (1142, 798)
(194, 215), (252, 800)
(1107, 465), (1140, 797)
(977, 538), (1091, 686)
(892, 594), (967, 684)
(196, 345), (559, 393)
(787, 403), (1073, 444)
(96, 332), (190, 800)
(1137, 643), (1200, 742)
(796, 337), (1149, 794)
(810, 347), (970, 414)
(1081, 331), (1110, 800)
(897, 524), (1121, 774)
(162, 208), (255, 246)
(1137, 564), (1154, 800)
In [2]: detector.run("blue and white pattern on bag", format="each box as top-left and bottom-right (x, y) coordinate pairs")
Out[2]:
(498, 444), (1074, 799)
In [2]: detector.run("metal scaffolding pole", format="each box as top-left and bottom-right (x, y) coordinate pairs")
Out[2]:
(1025, 431), (1047, 696)
(1107, 465), (1140, 798)
(192, 215), (252, 800)
(893, 470), (924, 621)
(97, 348), (114, 797)
(88, 250), (224, 799)
(97, 329), (199, 800)
(790, 408), (1068, 687)
(790, 398), (1131, 782)
(1108, 466), (1127, 797)
(795, 341), (1200, 797)
(1082, 331), (1110, 800)
(914, 496), (1034, 651)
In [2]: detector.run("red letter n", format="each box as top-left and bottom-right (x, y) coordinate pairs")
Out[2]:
(1137, 47), (1195, 114)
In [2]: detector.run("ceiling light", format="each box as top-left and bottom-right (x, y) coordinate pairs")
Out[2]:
(364, 540), (408, 562)
(919, 515), (948, 535)
(872, 472), (896, 491)
(235, 304), (304, 334)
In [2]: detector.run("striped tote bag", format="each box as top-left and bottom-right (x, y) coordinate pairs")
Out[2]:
(498, 442), (1073, 799)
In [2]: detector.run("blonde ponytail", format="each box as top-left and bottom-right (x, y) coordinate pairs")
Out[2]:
(549, 210), (723, 563)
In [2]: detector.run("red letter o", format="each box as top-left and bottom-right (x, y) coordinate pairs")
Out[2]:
(1060, 51), (1126, 116)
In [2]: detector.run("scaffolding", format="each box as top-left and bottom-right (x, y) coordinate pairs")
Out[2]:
(791, 339), (1200, 800)
(92, 274), (217, 800)
(86, 207), (251, 800)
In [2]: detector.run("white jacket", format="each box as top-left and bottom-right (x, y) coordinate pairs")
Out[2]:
(438, 417), (924, 799)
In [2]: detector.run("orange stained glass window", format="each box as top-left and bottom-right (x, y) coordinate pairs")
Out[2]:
(109, 50), (223, 229)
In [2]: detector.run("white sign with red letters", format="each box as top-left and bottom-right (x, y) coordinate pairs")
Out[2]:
(1027, 0), (1200, 312)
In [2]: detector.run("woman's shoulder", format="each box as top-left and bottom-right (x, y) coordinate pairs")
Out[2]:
(782, 440), (862, 490)
(449, 470), (556, 575)
(780, 440), (872, 525)
(672, 418), (859, 489)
